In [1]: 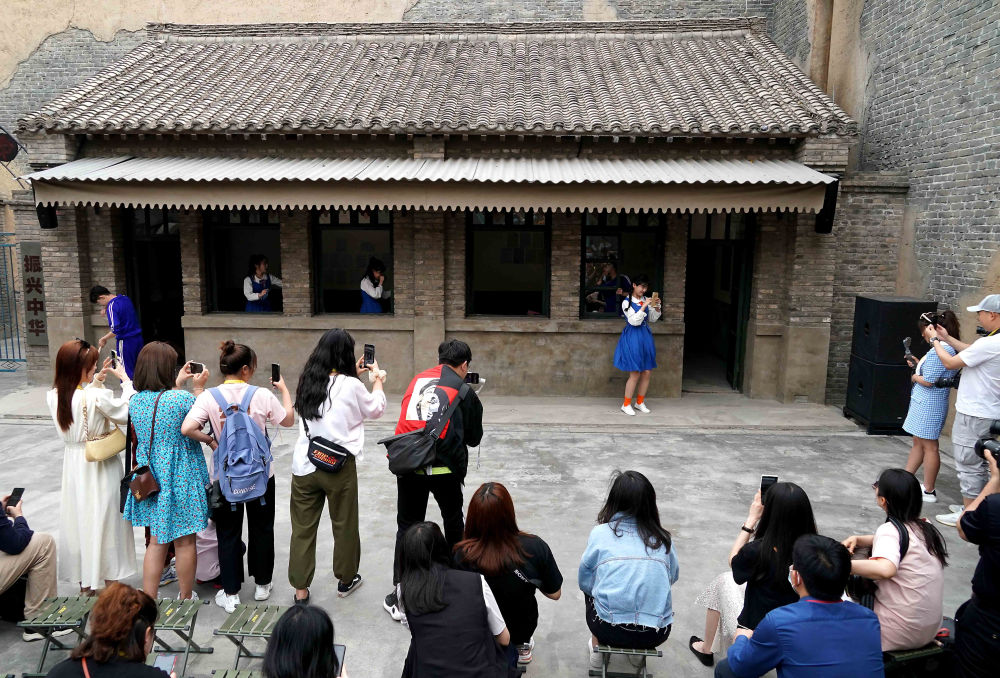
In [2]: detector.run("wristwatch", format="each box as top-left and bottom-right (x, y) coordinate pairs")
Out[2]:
(930, 337), (940, 343)
(740, 524), (755, 534)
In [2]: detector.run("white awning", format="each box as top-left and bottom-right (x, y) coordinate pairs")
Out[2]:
(25, 156), (836, 213)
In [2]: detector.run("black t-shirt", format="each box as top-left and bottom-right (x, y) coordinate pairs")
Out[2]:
(454, 534), (563, 645)
(731, 540), (798, 629)
(960, 494), (1000, 609)
(46, 658), (167, 678)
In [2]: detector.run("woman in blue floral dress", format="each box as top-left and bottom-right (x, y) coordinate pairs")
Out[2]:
(125, 341), (210, 600)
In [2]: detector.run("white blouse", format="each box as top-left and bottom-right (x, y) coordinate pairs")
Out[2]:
(243, 274), (284, 301)
(360, 276), (383, 299)
(623, 296), (662, 326)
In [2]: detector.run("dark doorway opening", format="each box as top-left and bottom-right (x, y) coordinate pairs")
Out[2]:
(123, 208), (185, 360)
(683, 212), (755, 393)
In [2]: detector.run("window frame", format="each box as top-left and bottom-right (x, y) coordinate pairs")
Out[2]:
(203, 208), (282, 313)
(580, 211), (666, 320)
(310, 208), (395, 315)
(465, 209), (552, 318)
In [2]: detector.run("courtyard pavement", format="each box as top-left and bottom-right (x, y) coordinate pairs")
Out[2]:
(0, 383), (983, 677)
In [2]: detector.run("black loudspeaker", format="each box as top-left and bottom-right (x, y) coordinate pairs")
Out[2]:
(851, 295), (938, 363)
(844, 355), (913, 434)
(36, 204), (58, 229)
(814, 179), (839, 233)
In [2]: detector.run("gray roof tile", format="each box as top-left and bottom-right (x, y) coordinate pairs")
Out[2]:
(18, 18), (856, 137)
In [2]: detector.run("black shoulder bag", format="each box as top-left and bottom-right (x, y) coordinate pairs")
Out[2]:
(304, 418), (352, 473)
(378, 383), (470, 476)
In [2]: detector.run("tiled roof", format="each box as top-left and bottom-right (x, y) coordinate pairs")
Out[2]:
(18, 19), (856, 137)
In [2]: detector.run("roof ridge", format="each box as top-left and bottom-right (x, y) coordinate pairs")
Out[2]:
(148, 17), (767, 40)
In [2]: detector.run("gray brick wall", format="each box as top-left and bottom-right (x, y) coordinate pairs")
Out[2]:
(766, 0), (810, 72)
(403, 0), (771, 22)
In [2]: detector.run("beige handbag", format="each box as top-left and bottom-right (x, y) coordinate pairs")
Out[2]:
(83, 398), (127, 462)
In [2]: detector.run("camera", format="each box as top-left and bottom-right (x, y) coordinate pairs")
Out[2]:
(973, 420), (1000, 460)
(934, 371), (961, 389)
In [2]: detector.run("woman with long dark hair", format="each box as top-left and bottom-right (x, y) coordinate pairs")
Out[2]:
(125, 342), (210, 600)
(262, 605), (347, 678)
(289, 329), (386, 603)
(46, 339), (136, 593)
(359, 256), (386, 313)
(45, 583), (164, 678)
(902, 310), (961, 502)
(579, 471), (677, 667)
(182, 340), (294, 612)
(454, 482), (563, 666)
(399, 522), (513, 678)
(843, 468), (948, 650)
(243, 254), (283, 313)
(689, 482), (816, 666)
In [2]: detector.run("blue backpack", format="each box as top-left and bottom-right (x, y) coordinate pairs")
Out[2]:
(210, 386), (272, 507)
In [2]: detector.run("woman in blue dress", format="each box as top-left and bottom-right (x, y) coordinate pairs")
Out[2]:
(902, 310), (960, 503)
(244, 254), (283, 312)
(125, 341), (210, 600)
(613, 274), (661, 416)
(359, 257), (386, 313)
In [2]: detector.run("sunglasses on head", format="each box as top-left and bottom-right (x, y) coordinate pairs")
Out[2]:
(75, 337), (91, 349)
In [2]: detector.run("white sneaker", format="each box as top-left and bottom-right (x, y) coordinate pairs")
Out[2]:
(177, 591), (199, 601)
(254, 583), (272, 601)
(215, 589), (240, 613)
(920, 485), (938, 503)
(621, 405), (636, 416)
(588, 638), (603, 669)
(948, 504), (965, 514)
(634, 402), (650, 413)
(935, 511), (961, 527)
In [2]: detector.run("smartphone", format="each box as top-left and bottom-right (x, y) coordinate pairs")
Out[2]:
(760, 475), (778, 497)
(651, 292), (660, 301)
(464, 372), (480, 384)
(7, 487), (24, 509)
(189, 362), (204, 375)
(110, 350), (118, 369)
(152, 654), (177, 674)
(271, 363), (280, 384)
(333, 644), (346, 677)
(363, 344), (375, 368)
(902, 337), (912, 358)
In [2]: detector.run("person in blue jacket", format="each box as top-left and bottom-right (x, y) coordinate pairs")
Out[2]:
(715, 534), (884, 678)
(360, 257), (386, 313)
(244, 254), (283, 313)
(91, 285), (144, 379)
(579, 470), (677, 669)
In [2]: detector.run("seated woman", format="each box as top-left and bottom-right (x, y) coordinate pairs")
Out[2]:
(45, 583), (170, 678)
(689, 482), (816, 667)
(843, 468), (948, 651)
(262, 605), (347, 678)
(359, 257), (386, 313)
(454, 482), (563, 665)
(243, 254), (283, 312)
(579, 471), (678, 667)
(399, 522), (514, 678)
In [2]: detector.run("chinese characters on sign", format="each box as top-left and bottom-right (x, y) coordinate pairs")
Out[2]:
(21, 242), (47, 346)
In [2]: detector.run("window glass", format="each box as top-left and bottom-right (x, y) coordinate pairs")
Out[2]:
(581, 211), (664, 318)
(467, 210), (550, 316)
(313, 209), (393, 314)
(205, 209), (281, 313)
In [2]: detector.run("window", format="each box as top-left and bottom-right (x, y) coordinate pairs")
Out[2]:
(466, 209), (550, 316)
(581, 211), (665, 318)
(689, 212), (748, 304)
(205, 209), (281, 313)
(313, 208), (393, 314)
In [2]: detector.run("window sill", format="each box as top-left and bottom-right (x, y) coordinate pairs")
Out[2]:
(449, 317), (682, 334)
(182, 313), (409, 330)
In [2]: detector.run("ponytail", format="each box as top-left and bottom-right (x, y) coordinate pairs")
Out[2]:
(219, 340), (257, 376)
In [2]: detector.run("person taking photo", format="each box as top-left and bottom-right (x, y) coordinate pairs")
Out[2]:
(930, 295), (1000, 526)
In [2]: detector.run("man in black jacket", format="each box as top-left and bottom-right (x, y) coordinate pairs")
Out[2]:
(0, 493), (66, 641)
(383, 340), (484, 623)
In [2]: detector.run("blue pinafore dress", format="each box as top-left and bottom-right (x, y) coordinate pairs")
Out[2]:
(613, 298), (657, 372)
(360, 280), (383, 314)
(246, 275), (272, 313)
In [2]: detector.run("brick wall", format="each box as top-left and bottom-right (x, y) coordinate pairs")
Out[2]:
(825, 172), (908, 404)
(403, 0), (772, 22)
(279, 210), (312, 316)
(766, 0), (811, 72)
(178, 210), (208, 316)
(550, 211), (581, 320)
(749, 212), (790, 326)
(392, 209), (415, 318)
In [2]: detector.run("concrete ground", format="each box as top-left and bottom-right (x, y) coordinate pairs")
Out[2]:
(0, 382), (983, 678)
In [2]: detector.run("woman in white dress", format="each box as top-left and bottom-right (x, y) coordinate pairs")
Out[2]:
(46, 339), (137, 592)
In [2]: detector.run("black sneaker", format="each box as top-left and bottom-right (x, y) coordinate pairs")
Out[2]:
(337, 574), (363, 598)
(383, 589), (405, 621)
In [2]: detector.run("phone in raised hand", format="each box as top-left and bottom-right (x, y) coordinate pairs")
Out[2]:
(6, 487), (24, 511)
(272, 363), (280, 385)
(363, 344), (375, 368)
(110, 350), (119, 369)
(760, 475), (778, 497)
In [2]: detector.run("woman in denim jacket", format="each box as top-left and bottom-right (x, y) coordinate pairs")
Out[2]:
(579, 470), (678, 666)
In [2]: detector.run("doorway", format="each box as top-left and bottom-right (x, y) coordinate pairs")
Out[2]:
(683, 212), (755, 392)
(123, 207), (185, 359)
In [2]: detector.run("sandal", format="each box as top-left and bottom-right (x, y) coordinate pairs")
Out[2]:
(689, 635), (714, 667)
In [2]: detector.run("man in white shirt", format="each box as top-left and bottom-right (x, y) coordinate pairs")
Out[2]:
(931, 294), (1000, 526)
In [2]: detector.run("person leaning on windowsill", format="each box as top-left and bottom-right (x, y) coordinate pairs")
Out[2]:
(931, 295), (1000, 526)
(953, 448), (1000, 678)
